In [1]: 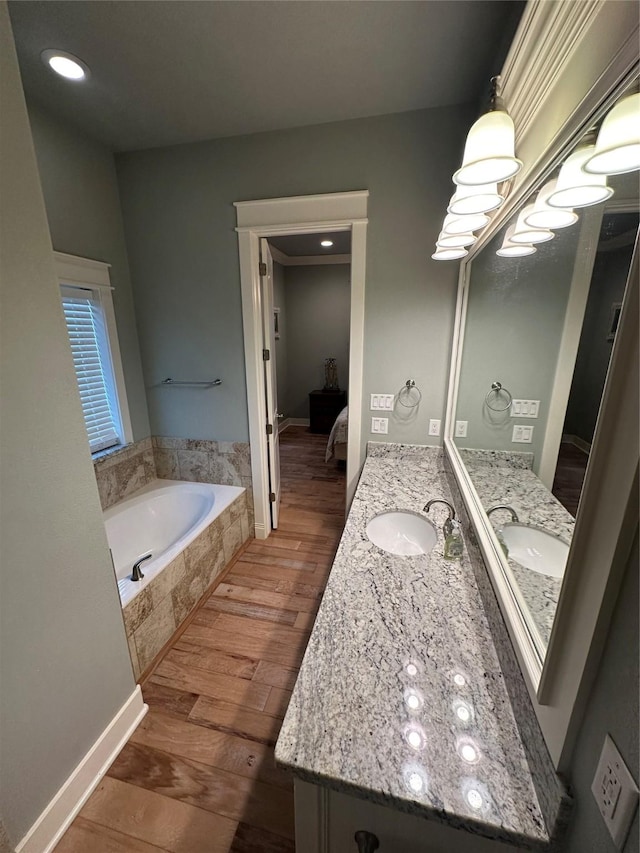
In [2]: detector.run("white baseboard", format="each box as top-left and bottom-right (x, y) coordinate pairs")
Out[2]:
(254, 520), (269, 539)
(279, 418), (309, 433)
(17, 685), (147, 853)
(562, 433), (591, 454)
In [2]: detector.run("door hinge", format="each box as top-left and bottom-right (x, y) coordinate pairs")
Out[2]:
(263, 348), (270, 361)
(266, 423), (273, 435)
(259, 261), (267, 276)
(269, 492), (276, 502)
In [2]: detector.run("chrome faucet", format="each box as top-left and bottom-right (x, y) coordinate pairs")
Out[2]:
(131, 553), (152, 581)
(424, 499), (457, 538)
(487, 505), (519, 523)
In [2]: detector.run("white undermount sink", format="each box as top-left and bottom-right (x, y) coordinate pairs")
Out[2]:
(366, 511), (437, 557)
(500, 523), (569, 579)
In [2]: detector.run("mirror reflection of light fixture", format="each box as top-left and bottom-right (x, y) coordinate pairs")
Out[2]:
(524, 179), (579, 230)
(437, 231), (476, 248)
(431, 246), (468, 261)
(584, 92), (640, 175)
(509, 205), (555, 245)
(453, 77), (522, 186)
(547, 146), (614, 209)
(496, 225), (537, 257)
(448, 182), (505, 216)
(442, 212), (489, 235)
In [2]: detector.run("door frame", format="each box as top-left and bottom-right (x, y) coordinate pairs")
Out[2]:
(235, 191), (369, 539)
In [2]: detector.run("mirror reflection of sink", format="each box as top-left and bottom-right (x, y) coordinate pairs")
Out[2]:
(366, 511), (437, 557)
(500, 523), (569, 579)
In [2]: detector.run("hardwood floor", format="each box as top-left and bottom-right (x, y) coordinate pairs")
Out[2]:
(551, 440), (589, 517)
(54, 427), (345, 853)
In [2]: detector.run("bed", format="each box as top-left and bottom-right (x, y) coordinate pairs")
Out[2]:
(325, 406), (348, 463)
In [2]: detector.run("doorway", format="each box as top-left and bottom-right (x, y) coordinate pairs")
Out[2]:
(235, 190), (368, 539)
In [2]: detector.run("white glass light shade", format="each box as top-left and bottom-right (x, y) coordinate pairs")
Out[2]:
(509, 204), (555, 244)
(431, 247), (468, 261)
(453, 111), (522, 186)
(41, 49), (89, 80)
(547, 146), (614, 209)
(524, 179), (579, 229)
(584, 93), (640, 175)
(437, 231), (476, 248)
(442, 212), (489, 235)
(496, 225), (537, 258)
(448, 182), (504, 215)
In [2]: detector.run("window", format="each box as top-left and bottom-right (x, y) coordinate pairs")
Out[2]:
(55, 252), (132, 454)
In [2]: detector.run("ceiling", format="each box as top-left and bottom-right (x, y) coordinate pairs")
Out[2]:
(9, 1), (523, 152)
(269, 232), (351, 258)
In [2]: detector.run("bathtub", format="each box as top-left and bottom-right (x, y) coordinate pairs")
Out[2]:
(105, 479), (244, 608)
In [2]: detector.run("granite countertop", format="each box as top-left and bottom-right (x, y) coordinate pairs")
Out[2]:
(458, 450), (575, 647)
(275, 444), (550, 850)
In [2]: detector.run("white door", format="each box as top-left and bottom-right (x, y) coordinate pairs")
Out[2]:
(260, 238), (281, 529)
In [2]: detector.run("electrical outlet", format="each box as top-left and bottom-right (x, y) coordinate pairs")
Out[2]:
(455, 420), (468, 438)
(591, 734), (639, 849)
(512, 424), (533, 443)
(511, 399), (540, 418)
(428, 419), (441, 436)
(371, 417), (388, 434)
(370, 393), (394, 411)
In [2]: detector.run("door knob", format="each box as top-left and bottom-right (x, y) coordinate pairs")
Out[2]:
(354, 830), (380, 852)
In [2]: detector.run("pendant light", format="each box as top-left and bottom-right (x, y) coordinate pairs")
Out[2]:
(584, 92), (640, 175)
(547, 145), (614, 209)
(448, 182), (505, 216)
(509, 204), (555, 245)
(442, 212), (490, 235)
(496, 225), (537, 257)
(453, 77), (522, 186)
(437, 231), (476, 249)
(524, 179), (579, 230)
(431, 246), (468, 261)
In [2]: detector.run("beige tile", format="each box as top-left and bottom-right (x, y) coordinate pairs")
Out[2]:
(223, 518), (243, 563)
(153, 448), (179, 479)
(184, 529), (211, 576)
(186, 438), (218, 452)
(240, 509), (250, 544)
(114, 458), (146, 500)
(210, 455), (242, 486)
(149, 553), (187, 608)
(219, 507), (232, 532)
(153, 436), (184, 449)
(201, 545), (225, 591)
(96, 467), (118, 511)
(178, 449), (210, 482)
(127, 632), (141, 681)
(229, 492), (245, 523)
(143, 449), (156, 482)
(123, 585), (155, 636)
(133, 595), (177, 673)
(171, 571), (206, 627)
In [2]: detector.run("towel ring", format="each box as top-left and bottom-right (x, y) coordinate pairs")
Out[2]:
(397, 379), (422, 409)
(485, 381), (512, 412)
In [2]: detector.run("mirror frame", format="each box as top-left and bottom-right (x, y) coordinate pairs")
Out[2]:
(443, 0), (639, 769)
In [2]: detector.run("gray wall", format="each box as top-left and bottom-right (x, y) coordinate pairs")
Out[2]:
(27, 103), (151, 441)
(454, 217), (582, 467)
(564, 534), (639, 853)
(0, 7), (135, 844)
(116, 104), (473, 444)
(272, 259), (288, 422)
(284, 264), (350, 419)
(564, 241), (634, 445)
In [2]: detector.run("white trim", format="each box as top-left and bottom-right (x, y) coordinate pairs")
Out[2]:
(53, 251), (112, 289)
(16, 686), (147, 853)
(562, 434), (591, 455)
(279, 417), (310, 433)
(236, 192), (367, 538)
(268, 243), (351, 267)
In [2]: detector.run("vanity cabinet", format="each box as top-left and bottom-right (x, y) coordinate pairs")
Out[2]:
(295, 780), (523, 853)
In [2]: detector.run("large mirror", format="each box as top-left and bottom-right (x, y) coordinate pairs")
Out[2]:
(449, 82), (639, 665)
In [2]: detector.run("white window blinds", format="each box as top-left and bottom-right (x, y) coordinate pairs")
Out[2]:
(61, 285), (121, 453)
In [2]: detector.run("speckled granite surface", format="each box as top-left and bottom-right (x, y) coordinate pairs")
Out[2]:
(276, 443), (551, 850)
(458, 450), (575, 647)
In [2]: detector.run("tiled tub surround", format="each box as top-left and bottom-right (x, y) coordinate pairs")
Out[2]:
(458, 449), (575, 647)
(93, 436), (156, 510)
(115, 483), (251, 679)
(276, 443), (569, 850)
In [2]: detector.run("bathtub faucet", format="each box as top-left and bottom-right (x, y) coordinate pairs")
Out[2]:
(131, 554), (152, 582)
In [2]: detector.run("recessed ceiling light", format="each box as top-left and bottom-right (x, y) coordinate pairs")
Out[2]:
(320, 240), (334, 248)
(41, 49), (90, 81)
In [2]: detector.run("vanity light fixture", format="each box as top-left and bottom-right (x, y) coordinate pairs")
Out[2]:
(547, 146), (614, 209)
(442, 212), (490, 235)
(448, 182), (505, 216)
(509, 204), (555, 245)
(41, 49), (90, 80)
(524, 179), (579, 230)
(437, 231), (476, 249)
(431, 247), (468, 261)
(584, 92), (640, 175)
(453, 77), (522, 186)
(496, 225), (537, 258)
(320, 240), (334, 248)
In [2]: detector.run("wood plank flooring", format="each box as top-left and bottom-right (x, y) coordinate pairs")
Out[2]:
(54, 427), (345, 853)
(552, 440), (589, 517)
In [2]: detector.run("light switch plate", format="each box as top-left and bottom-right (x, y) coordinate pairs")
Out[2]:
(371, 417), (388, 434)
(591, 734), (639, 849)
(428, 419), (441, 436)
(512, 424), (533, 443)
(511, 399), (540, 418)
(455, 420), (468, 438)
(370, 393), (394, 411)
